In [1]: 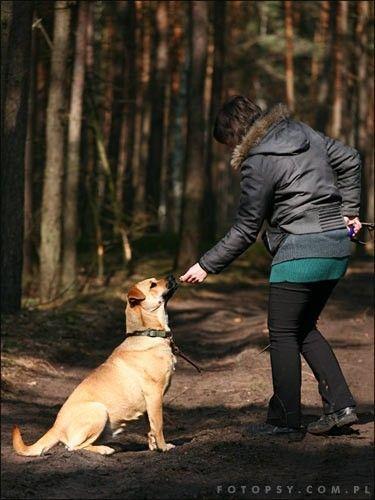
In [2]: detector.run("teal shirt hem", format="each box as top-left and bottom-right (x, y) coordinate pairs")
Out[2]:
(269, 257), (349, 283)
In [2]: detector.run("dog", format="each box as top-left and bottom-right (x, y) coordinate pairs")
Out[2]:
(12, 275), (178, 456)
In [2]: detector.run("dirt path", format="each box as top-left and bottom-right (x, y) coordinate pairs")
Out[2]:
(1, 261), (373, 499)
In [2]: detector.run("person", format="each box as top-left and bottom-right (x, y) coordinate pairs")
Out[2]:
(180, 96), (362, 437)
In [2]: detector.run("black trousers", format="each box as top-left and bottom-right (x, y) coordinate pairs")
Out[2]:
(266, 280), (356, 429)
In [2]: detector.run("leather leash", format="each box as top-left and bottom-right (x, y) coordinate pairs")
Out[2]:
(258, 344), (270, 355)
(125, 329), (203, 374)
(349, 221), (374, 245)
(169, 339), (203, 374)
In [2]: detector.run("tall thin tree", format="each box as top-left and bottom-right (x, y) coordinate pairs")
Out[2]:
(355, 1), (369, 153)
(309, 0), (330, 120)
(102, 9), (115, 151)
(1, 1), (33, 312)
(39, 0), (71, 301)
(355, 1), (373, 248)
(315, 1), (335, 130)
(145, 1), (168, 225)
(165, 0), (185, 233)
(133, 0), (152, 219)
(61, 1), (88, 290)
(329, 0), (348, 139)
(176, 1), (208, 269)
(117, 0), (137, 218)
(284, 0), (295, 112)
(84, 3), (105, 281)
(23, 17), (37, 284)
(204, 0), (226, 244)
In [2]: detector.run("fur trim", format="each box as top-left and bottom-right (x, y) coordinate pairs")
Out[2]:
(230, 103), (290, 169)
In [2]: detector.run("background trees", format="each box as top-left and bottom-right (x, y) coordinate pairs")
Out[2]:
(39, 0), (71, 301)
(61, 1), (88, 291)
(1, 1), (33, 312)
(1, 0), (374, 312)
(176, 1), (208, 269)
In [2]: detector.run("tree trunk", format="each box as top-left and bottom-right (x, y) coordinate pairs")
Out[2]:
(116, 0), (137, 221)
(102, 11), (115, 150)
(133, 0), (151, 220)
(1, 1), (33, 313)
(39, 1), (71, 301)
(329, 0), (348, 138)
(61, 1), (88, 290)
(145, 1), (168, 225)
(84, 3), (105, 281)
(158, 56), (171, 233)
(102, 8), (117, 213)
(355, 1), (369, 153)
(204, 0), (226, 244)
(364, 74), (374, 235)
(355, 1), (373, 251)
(284, 0), (295, 112)
(175, 1), (208, 270)
(309, 0), (330, 120)
(315, 2), (334, 131)
(165, 0), (185, 233)
(1, 2), (12, 108)
(23, 16), (37, 285)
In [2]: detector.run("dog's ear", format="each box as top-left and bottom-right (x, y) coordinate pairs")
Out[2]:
(127, 286), (146, 308)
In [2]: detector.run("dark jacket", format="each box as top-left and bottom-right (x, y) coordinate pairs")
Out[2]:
(199, 104), (362, 274)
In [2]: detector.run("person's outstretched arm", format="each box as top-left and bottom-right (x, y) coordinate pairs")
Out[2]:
(180, 161), (274, 283)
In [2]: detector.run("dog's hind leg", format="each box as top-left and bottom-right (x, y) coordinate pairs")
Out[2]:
(63, 402), (114, 454)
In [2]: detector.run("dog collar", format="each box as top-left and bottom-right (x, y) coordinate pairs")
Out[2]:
(126, 329), (203, 373)
(125, 329), (171, 339)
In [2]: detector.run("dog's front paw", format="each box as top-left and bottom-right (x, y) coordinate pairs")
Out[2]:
(148, 432), (175, 452)
(148, 431), (158, 451)
(161, 443), (175, 452)
(96, 445), (116, 455)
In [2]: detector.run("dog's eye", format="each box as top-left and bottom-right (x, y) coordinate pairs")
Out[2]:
(150, 282), (157, 289)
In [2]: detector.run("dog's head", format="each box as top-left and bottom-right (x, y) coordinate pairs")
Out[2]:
(125, 275), (178, 332)
(127, 274), (178, 309)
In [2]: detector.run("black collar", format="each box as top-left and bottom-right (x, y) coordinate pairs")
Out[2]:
(125, 329), (203, 374)
(125, 329), (171, 339)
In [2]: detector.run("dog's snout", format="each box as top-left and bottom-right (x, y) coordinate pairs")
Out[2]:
(165, 275), (178, 296)
(166, 274), (177, 288)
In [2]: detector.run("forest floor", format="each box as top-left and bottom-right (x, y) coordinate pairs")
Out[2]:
(1, 255), (374, 500)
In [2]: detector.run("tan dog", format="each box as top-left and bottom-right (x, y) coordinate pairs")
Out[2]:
(12, 275), (178, 456)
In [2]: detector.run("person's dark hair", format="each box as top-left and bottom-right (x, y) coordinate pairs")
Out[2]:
(213, 95), (262, 146)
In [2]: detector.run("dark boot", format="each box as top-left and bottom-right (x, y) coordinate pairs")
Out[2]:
(248, 423), (305, 441)
(307, 406), (358, 435)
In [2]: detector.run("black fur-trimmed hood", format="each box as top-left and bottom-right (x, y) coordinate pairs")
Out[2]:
(230, 103), (310, 169)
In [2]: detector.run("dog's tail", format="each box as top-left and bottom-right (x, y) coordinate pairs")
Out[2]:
(12, 425), (59, 456)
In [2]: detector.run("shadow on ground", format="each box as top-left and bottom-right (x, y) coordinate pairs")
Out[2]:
(1, 258), (373, 499)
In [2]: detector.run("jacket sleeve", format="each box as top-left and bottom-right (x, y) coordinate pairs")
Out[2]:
(322, 134), (362, 217)
(199, 161), (274, 274)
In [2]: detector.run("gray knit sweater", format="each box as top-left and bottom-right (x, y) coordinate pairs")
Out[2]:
(272, 228), (351, 265)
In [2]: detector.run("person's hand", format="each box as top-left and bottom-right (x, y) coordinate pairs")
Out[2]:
(344, 216), (362, 236)
(179, 263), (208, 284)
